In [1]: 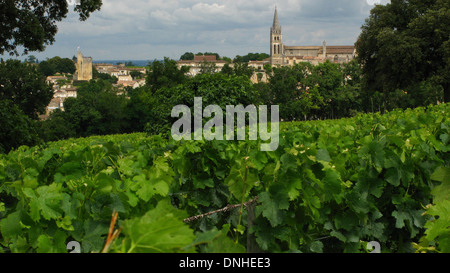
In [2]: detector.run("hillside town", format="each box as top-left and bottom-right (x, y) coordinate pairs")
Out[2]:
(0, 1), (448, 257)
(43, 51), (147, 117)
(43, 8), (357, 118)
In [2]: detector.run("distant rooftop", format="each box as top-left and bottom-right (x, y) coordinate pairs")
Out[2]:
(194, 55), (217, 62)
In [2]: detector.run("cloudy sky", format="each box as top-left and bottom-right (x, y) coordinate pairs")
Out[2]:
(5, 0), (390, 61)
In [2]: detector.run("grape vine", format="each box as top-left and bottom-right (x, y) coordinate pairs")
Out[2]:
(0, 103), (448, 253)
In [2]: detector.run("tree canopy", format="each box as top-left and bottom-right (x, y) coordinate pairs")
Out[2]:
(234, 53), (270, 63)
(146, 57), (189, 92)
(356, 0), (449, 102)
(180, 52), (195, 61)
(38, 56), (76, 76)
(0, 59), (53, 119)
(0, 100), (40, 153)
(146, 72), (259, 136)
(41, 79), (128, 141)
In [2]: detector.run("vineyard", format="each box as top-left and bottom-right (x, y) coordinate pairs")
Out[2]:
(0, 103), (449, 253)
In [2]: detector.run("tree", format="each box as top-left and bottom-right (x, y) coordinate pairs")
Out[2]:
(219, 62), (254, 78)
(268, 63), (324, 120)
(0, 59), (53, 119)
(50, 79), (128, 138)
(341, 60), (364, 116)
(180, 52), (194, 60)
(146, 73), (259, 135)
(38, 56), (76, 76)
(130, 70), (144, 79)
(269, 63), (312, 104)
(0, 100), (40, 153)
(37, 60), (56, 77)
(146, 57), (189, 92)
(263, 64), (273, 74)
(51, 57), (76, 74)
(199, 61), (217, 75)
(123, 86), (155, 133)
(309, 61), (345, 119)
(253, 82), (272, 107)
(220, 63), (233, 76)
(39, 109), (76, 142)
(233, 62), (254, 78)
(356, 0), (449, 103)
(25, 55), (38, 64)
(221, 56), (232, 63)
(0, 0), (102, 56)
(234, 53), (270, 63)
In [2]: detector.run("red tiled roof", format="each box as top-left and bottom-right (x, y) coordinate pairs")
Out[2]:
(326, 46), (355, 54)
(177, 60), (228, 64)
(284, 46), (322, 50)
(194, 55), (217, 61)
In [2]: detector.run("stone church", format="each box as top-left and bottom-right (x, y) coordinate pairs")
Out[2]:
(269, 7), (356, 66)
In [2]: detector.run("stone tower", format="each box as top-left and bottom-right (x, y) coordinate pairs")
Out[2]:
(270, 7), (283, 66)
(75, 50), (93, 81)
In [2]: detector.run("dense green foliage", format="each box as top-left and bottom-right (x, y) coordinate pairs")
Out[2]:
(41, 66), (259, 140)
(0, 0), (448, 256)
(145, 72), (259, 136)
(40, 79), (129, 141)
(356, 0), (449, 102)
(179, 52), (225, 61)
(1, 103), (448, 253)
(0, 59), (53, 120)
(234, 53), (270, 63)
(0, 59), (53, 154)
(34, 53), (446, 148)
(0, 100), (41, 154)
(265, 60), (365, 121)
(146, 57), (190, 92)
(38, 57), (76, 77)
(413, 166), (450, 253)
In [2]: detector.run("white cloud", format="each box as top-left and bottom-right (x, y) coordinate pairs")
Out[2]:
(7, 0), (380, 60)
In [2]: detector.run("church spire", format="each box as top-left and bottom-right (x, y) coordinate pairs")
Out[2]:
(270, 6), (283, 65)
(273, 7), (279, 28)
(272, 7), (281, 33)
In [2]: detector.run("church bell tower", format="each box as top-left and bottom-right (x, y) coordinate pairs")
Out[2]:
(270, 7), (283, 66)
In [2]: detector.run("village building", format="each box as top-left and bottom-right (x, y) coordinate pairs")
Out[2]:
(177, 55), (229, 77)
(46, 75), (69, 85)
(42, 8), (357, 118)
(117, 74), (133, 82)
(248, 60), (269, 71)
(176, 8), (355, 83)
(94, 63), (146, 78)
(42, 86), (78, 118)
(269, 7), (356, 66)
